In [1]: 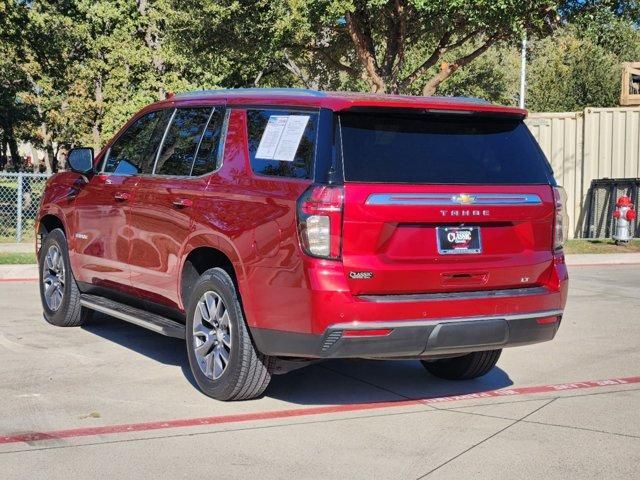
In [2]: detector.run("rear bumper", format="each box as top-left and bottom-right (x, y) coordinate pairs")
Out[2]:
(252, 309), (562, 359)
(248, 255), (568, 359)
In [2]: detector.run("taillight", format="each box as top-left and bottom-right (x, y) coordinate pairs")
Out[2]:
(553, 186), (569, 250)
(297, 185), (344, 259)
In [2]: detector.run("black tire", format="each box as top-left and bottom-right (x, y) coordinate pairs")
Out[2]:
(39, 228), (92, 327)
(421, 349), (502, 380)
(185, 267), (272, 401)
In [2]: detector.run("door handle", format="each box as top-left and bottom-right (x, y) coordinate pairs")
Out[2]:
(114, 192), (130, 202)
(172, 198), (193, 208)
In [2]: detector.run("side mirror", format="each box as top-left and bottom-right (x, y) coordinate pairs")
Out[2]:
(67, 148), (94, 175)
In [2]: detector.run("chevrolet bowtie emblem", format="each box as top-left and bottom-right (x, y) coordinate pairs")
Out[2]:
(453, 194), (476, 205)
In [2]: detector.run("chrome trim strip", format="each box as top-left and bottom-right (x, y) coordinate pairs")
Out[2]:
(358, 286), (548, 303)
(328, 309), (563, 331)
(216, 108), (231, 171)
(366, 193), (543, 206)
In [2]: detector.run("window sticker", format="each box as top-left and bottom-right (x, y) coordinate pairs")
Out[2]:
(255, 115), (310, 161)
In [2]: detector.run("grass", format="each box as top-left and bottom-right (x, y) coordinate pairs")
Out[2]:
(0, 252), (37, 264)
(564, 239), (640, 254)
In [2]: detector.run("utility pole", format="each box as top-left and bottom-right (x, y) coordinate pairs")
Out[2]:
(519, 35), (527, 109)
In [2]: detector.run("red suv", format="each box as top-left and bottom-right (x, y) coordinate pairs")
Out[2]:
(36, 89), (569, 400)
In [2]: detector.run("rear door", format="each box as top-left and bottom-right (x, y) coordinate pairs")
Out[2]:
(127, 105), (225, 309)
(338, 110), (557, 295)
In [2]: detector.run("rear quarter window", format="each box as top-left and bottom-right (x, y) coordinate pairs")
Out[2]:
(339, 112), (552, 184)
(246, 109), (318, 179)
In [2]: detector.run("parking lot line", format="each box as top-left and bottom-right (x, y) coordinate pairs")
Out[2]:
(1, 375), (638, 446)
(570, 263), (640, 268)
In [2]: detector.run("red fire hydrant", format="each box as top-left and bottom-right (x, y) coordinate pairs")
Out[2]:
(612, 196), (636, 244)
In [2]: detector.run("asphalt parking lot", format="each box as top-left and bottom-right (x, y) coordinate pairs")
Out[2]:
(1, 265), (639, 479)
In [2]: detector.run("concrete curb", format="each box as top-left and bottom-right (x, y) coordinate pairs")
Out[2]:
(565, 253), (640, 266)
(0, 243), (34, 254)
(0, 264), (38, 280)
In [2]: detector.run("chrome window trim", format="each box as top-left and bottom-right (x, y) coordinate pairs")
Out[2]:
(99, 106), (228, 180)
(215, 108), (231, 173)
(365, 193), (543, 206)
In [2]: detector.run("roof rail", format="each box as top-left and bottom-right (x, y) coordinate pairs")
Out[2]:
(173, 87), (327, 99)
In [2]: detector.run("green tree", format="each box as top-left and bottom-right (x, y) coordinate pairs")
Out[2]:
(437, 45), (520, 104)
(172, 0), (561, 95)
(8, 0), (202, 161)
(0, 0), (33, 170)
(570, 6), (640, 61)
(528, 31), (620, 111)
(526, 2), (640, 112)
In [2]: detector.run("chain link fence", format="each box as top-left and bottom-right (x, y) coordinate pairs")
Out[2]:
(0, 173), (51, 243)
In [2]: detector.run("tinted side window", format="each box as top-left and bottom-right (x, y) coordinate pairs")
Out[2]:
(247, 109), (318, 179)
(155, 107), (212, 176)
(104, 109), (171, 175)
(191, 108), (225, 176)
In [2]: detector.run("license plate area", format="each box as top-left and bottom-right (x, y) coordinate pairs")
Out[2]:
(436, 226), (482, 255)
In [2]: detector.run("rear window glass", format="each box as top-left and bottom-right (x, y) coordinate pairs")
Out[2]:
(339, 112), (551, 184)
(247, 109), (318, 179)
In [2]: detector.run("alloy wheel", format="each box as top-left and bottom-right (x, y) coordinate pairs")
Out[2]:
(193, 291), (232, 380)
(42, 245), (65, 311)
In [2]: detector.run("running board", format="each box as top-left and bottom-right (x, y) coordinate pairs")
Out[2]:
(80, 294), (186, 339)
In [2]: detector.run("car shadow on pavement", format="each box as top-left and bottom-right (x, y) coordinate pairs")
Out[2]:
(267, 359), (513, 405)
(82, 313), (513, 406)
(81, 313), (200, 391)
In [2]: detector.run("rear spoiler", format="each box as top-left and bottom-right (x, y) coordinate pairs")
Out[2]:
(341, 106), (527, 119)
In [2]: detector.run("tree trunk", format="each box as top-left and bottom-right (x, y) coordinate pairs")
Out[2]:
(138, 0), (165, 98)
(92, 75), (104, 150)
(38, 120), (53, 173)
(0, 135), (7, 170)
(46, 141), (57, 173)
(7, 134), (21, 172)
(345, 12), (387, 93)
(422, 63), (456, 96)
(422, 37), (498, 96)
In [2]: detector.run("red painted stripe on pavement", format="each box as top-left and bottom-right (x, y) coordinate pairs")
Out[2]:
(569, 262), (640, 268)
(1, 375), (638, 446)
(0, 278), (38, 283)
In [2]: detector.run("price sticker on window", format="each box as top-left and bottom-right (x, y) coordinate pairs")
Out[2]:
(255, 115), (310, 161)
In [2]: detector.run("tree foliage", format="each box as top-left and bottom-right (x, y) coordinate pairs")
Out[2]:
(0, 0), (638, 169)
(172, 0), (560, 95)
(1, 0), (206, 171)
(528, 3), (640, 112)
(528, 32), (620, 111)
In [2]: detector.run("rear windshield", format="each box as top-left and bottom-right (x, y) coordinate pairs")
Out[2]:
(339, 112), (552, 184)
